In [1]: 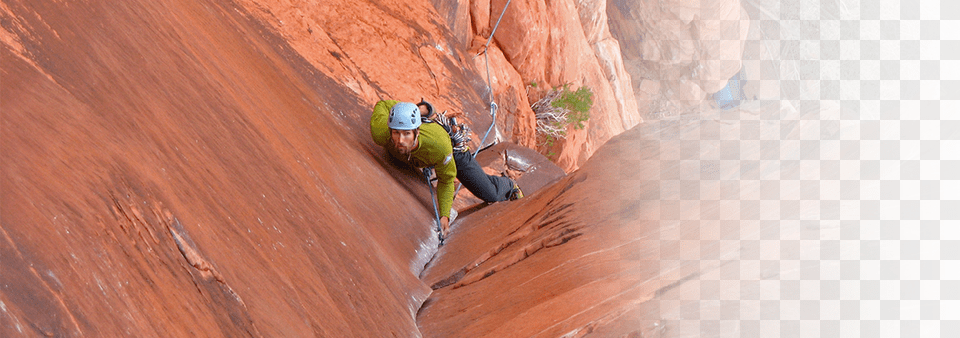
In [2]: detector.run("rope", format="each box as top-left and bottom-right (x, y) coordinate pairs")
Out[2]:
(475, 0), (511, 155)
(451, 0), (512, 201)
(424, 1), (513, 236)
(423, 168), (444, 244)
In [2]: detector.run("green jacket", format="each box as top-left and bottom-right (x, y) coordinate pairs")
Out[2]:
(370, 100), (456, 218)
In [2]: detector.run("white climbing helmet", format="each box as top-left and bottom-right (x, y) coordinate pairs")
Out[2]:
(388, 102), (421, 130)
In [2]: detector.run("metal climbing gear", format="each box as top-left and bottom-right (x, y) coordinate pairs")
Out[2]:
(475, 0), (511, 156)
(422, 167), (444, 244)
(448, 117), (471, 153)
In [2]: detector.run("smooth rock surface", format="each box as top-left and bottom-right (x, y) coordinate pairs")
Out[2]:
(1, 0), (835, 337)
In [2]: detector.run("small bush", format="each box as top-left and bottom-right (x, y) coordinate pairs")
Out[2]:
(532, 84), (594, 146)
(551, 84), (592, 130)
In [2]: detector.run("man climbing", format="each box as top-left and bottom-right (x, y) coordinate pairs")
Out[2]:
(370, 99), (522, 239)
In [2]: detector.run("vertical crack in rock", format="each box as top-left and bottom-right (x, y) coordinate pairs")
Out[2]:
(165, 218), (225, 284)
(107, 190), (263, 336)
(106, 192), (261, 337)
(160, 212), (236, 301)
(158, 211), (264, 337)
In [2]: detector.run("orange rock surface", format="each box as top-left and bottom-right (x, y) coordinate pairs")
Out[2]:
(469, 0), (642, 171)
(1, 0), (787, 337)
(3, 0), (435, 335)
(417, 103), (854, 337)
(233, 0), (642, 172)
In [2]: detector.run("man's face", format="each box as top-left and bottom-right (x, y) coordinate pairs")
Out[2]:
(391, 129), (418, 155)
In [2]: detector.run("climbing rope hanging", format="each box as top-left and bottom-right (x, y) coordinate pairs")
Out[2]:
(450, 0), (512, 201)
(475, 0), (512, 156)
(429, 1), (513, 242)
(423, 168), (444, 243)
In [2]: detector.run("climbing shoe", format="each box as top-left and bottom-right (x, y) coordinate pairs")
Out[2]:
(508, 182), (524, 201)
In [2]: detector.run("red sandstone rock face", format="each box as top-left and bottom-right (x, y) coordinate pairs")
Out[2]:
(1, 0), (655, 337)
(417, 105), (851, 337)
(235, 0), (641, 172)
(2, 0), (837, 337)
(469, 0), (642, 172)
(2, 0), (435, 336)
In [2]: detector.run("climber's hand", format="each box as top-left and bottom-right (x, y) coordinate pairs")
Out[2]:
(440, 216), (450, 239)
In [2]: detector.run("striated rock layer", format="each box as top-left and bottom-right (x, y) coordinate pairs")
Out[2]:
(418, 103), (855, 337)
(2, 0), (437, 336)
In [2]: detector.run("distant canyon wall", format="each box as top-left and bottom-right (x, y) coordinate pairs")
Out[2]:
(455, 0), (642, 171)
(608, 0), (750, 118)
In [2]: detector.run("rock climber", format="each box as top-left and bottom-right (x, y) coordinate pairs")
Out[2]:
(370, 99), (522, 239)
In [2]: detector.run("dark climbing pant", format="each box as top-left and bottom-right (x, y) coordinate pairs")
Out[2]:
(454, 150), (514, 202)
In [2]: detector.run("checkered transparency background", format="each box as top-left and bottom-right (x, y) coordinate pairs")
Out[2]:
(614, 0), (957, 336)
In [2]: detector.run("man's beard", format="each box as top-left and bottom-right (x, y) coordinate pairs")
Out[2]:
(393, 136), (416, 155)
